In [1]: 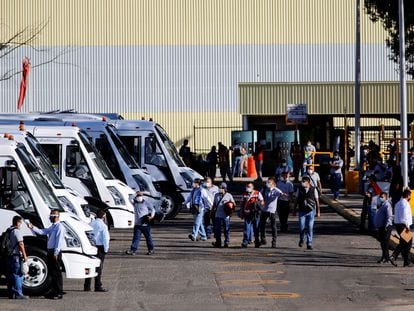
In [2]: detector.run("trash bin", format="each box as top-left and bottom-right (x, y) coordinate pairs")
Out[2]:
(247, 156), (257, 178)
(346, 170), (359, 193)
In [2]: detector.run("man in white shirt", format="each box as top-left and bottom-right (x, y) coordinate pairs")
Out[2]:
(84, 210), (110, 292)
(390, 189), (412, 267)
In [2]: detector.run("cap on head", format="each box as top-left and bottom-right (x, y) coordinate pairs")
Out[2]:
(136, 191), (144, 197)
(220, 182), (227, 190)
(194, 178), (202, 185)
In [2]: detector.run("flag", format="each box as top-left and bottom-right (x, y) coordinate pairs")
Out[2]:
(17, 57), (31, 111)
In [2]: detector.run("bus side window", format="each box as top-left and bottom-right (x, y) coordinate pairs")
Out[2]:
(120, 136), (141, 166)
(40, 144), (62, 177)
(144, 137), (167, 167)
(66, 145), (92, 181)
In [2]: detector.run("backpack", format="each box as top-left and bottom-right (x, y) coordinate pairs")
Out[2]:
(0, 227), (16, 257)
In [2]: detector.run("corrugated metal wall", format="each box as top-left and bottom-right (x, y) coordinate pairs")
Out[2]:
(0, 0), (404, 151)
(239, 82), (414, 115)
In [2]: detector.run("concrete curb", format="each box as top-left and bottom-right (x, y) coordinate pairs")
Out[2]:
(319, 194), (414, 257)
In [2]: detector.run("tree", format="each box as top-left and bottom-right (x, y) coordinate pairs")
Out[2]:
(0, 21), (69, 81)
(364, 0), (414, 77)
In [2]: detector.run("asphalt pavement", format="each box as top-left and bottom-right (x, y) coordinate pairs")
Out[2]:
(2, 197), (414, 311)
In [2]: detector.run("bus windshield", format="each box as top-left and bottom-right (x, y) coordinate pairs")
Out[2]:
(78, 131), (115, 180)
(25, 133), (65, 189)
(16, 144), (64, 211)
(106, 125), (139, 169)
(154, 124), (185, 167)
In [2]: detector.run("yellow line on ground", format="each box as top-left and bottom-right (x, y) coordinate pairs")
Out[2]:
(221, 262), (283, 267)
(222, 292), (300, 299)
(215, 270), (284, 275)
(219, 279), (290, 285)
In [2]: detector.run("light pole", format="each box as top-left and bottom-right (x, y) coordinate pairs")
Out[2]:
(355, 0), (362, 188)
(399, 0), (408, 188)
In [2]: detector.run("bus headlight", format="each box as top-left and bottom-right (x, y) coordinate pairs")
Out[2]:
(107, 186), (126, 205)
(62, 222), (82, 248)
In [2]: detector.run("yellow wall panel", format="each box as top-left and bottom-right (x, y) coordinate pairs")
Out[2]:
(1, 0), (387, 46)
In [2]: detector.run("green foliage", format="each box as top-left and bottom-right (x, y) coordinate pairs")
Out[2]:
(364, 0), (414, 77)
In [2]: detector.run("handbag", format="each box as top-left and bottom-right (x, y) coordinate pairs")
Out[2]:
(400, 229), (413, 243)
(190, 204), (202, 215)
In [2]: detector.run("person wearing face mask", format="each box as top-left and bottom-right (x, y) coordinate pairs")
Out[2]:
(258, 177), (284, 248)
(28, 209), (66, 299)
(275, 159), (293, 181)
(390, 189), (413, 267)
(5, 215), (28, 299)
(329, 151), (343, 201)
(294, 176), (318, 250)
(84, 210), (110, 292)
(276, 172), (294, 232)
(303, 140), (316, 175)
(203, 177), (219, 239)
(374, 192), (393, 264)
(212, 183), (235, 248)
(126, 192), (155, 255)
(305, 166), (322, 217)
(240, 182), (264, 247)
(184, 179), (213, 241)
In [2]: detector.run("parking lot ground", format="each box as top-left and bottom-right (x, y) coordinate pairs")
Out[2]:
(2, 202), (414, 311)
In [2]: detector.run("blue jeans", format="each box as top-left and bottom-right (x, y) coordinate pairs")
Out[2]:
(130, 225), (154, 252)
(242, 216), (255, 245)
(299, 209), (316, 246)
(6, 255), (24, 297)
(214, 217), (230, 246)
(330, 173), (342, 199)
(192, 209), (206, 239)
(232, 156), (242, 177)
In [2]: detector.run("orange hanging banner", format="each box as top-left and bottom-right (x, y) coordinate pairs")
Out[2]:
(17, 57), (31, 111)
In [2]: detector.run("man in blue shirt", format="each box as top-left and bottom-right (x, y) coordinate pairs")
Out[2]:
(259, 177), (283, 248)
(374, 192), (393, 264)
(84, 210), (110, 292)
(29, 209), (66, 299)
(126, 192), (155, 255)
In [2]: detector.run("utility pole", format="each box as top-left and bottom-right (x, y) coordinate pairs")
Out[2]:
(399, 0), (408, 188)
(355, 0), (362, 187)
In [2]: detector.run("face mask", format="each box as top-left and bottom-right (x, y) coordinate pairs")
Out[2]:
(378, 198), (385, 205)
(301, 182), (307, 187)
(266, 182), (272, 188)
(282, 163), (287, 167)
(246, 187), (253, 193)
(17, 223), (22, 230)
(206, 182), (212, 188)
(334, 156), (339, 160)
(135, 196), (144, 203)
(308, 170), (313, 174)
(307, 142), (311, 146)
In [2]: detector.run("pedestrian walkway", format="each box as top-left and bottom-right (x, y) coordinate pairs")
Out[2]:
(320, 192), (414, 258)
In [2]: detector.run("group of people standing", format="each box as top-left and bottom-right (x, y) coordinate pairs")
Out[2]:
(185, 172), (321, 251)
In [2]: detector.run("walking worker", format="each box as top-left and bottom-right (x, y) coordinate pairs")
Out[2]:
(218, 142), (232, 182)
(390, 189), (413, 267)
(212, 182), (235, 248)
(203, 177), (219, 239)
(184, 178), (213, 242)
(303, 140), (316, 174)
(84, 210), (110, 292)
(329, 151), (343, 200)
(258, 177), (283, 248)
(304, 166), (322, 217)
(206, 146), (218, 181)
(294, 175), (318, 250)
(28, 209), (66, 299)
(240, 182), (264, 248)
(126, 192), (155, 255)
(253, 142), (264, 182)
(374, 192), (393, 264)
(276, 171), (295, 232)
(361, 175), (382, 233)
(275, 158), (293, 180)
(5, 215), (28, 299)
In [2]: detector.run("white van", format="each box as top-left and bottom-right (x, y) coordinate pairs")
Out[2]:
(1, 128), (93, 223)
(0, 120), (136, 229)
(112, 120), (203, 218)
(0, 138), (100, 296)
